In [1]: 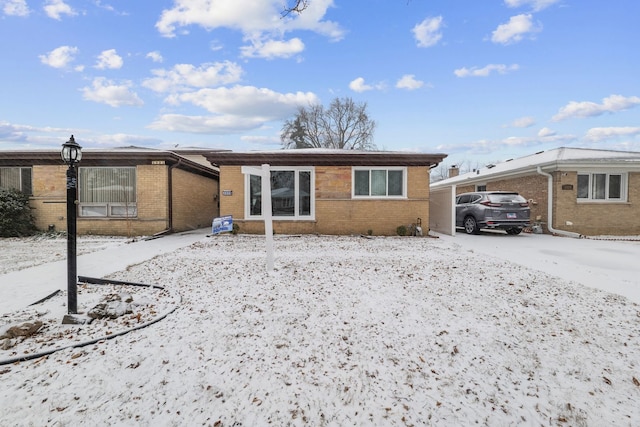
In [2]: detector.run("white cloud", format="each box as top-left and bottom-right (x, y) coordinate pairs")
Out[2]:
(538, 127), (556, 137)
(81, 77), (143, 107)
(240, 37), (304, 59)
(348, 77), (385, 93)
(94, 0), (128, 16)
(509, 116), (536, 128)
(92, 133), (162, 148)
(95, 49), (124, 70)
(142, 61), (243, 93)
(552, 94), (640, 121)
(412, 16), (443, 48)
(491, 14), (541, 45)
(210, 40), (224, 51)
(155, 0), (343, 42)
(454, 64), (519, 77)
(349, 77), (373, 93)
(149, 85), (318, 134)
(2, 0), (29, 16)
(504, 0), (560, 12)
(585, 127), (640, 142)
(396, 75), (424, 90)
(175, 85), (318, 118)
(44, 0), (76, 20)
(436, 131), (575, 155)
(146, 51), (163, 63)
(240, 134), (281, 146)
(148, 114), (266, 134)
(39, 45), (78, 69)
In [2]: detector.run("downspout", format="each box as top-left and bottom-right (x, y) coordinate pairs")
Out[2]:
(536, 166), (582, 238)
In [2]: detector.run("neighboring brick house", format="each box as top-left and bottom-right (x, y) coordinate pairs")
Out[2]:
(0, 148), (220, 236)
(205, 149), (447, 236)
(430, 147), (640, 236)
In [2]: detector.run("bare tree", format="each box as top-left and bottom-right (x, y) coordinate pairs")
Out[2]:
(282, 0), (413, 15)
(281, 97), (377, 150)
(282, 0), (309, 16)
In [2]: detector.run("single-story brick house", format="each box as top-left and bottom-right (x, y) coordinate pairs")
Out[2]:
(205, 149), (447, 236)
(0, 147), (220, 236)
(430, 147), (640, 236)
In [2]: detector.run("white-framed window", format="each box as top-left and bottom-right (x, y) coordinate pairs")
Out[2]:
(352, 167), (406, 198)
(78, 167), (137, 217)
(577, 172), (627, 202)
(246, 167), (314, 220)
(0, 167), (32, 195)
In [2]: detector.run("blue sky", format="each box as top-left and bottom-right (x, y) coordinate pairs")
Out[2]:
(1, 0), (639, 168)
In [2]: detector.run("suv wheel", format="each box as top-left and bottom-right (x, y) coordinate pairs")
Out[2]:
(463, 216), (480, 235)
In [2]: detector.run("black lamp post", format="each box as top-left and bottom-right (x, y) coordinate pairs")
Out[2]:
(61, 135), (82, 314)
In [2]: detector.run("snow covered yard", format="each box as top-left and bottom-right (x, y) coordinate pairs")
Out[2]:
(0, 234), (128, 275)
(1, 234), (639, 426)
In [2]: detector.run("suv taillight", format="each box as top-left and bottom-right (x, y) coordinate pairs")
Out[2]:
(481, 201), (502, 207)
(519, 202), (529, 207)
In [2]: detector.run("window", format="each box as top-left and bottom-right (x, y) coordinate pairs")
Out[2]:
(0, 167), (32, 195)
(577, 172), (626, 202)
(247, 167), (314, 219)
(476, 184), (487, 192)
(78, 167), (137, 217)
(353, 167), (406, 198)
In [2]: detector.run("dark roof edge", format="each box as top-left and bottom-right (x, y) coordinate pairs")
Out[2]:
(205, 151), (448, 167)
(0, 150), (219, 179)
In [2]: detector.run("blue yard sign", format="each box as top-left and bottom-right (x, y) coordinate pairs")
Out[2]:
(212, 215), (233, 235)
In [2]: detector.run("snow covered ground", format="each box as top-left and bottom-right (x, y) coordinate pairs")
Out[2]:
(1, 232), (639, 426)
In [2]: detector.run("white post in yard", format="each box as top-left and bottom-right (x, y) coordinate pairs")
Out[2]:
(261, 164), (274, 272)
(241, 164), (274, 272)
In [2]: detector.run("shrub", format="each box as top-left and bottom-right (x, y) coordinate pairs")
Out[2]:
(232, 223), (240, 235)
(0, 188), (37, 237)
(396, 225), (407, 236)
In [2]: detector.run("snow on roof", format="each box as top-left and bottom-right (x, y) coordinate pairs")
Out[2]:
(432, 147), (640, 187)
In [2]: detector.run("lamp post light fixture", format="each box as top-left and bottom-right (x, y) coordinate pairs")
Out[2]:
(61, 135), (82, 315)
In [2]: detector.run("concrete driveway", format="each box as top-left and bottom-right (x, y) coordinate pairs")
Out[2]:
(434, 230), (640, 304)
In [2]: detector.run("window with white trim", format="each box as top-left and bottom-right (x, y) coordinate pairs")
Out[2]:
(353, 167), (406, 198)
(78, 167), (137, 217)
(0, 167), (32, 195)
(246, 167), (314, 219)
(577, 172), (627, 202)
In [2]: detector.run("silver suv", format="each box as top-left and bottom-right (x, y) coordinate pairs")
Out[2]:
(455, 191), (530, 235)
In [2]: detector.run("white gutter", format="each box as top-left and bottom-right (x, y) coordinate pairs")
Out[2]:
(536, 166), (582, 238)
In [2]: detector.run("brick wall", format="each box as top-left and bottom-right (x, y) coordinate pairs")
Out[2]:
(28, 163), (219, 236)
(553, 171), (640, 235)
(218, 165), (245, 219)
(172, 168), (219, 231)
(219, 165), (431, 236)
(453, 170), (640, 235)
(487, 174), (548, 225)
(77, 164), (168, 236)
(29, 165), (67, 231)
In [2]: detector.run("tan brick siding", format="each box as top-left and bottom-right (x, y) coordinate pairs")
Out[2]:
(218, 165), (246, 219)
(488, 175), (548, 226)
(29, 165), (67, 232)
(218, 165), (431, 236)
(454, 171), (640, 236)
(172, 168), (219, 231)
(553, 171), (640, 235)
(77, 164), (168, 236)
(28, 163), (218, 237)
